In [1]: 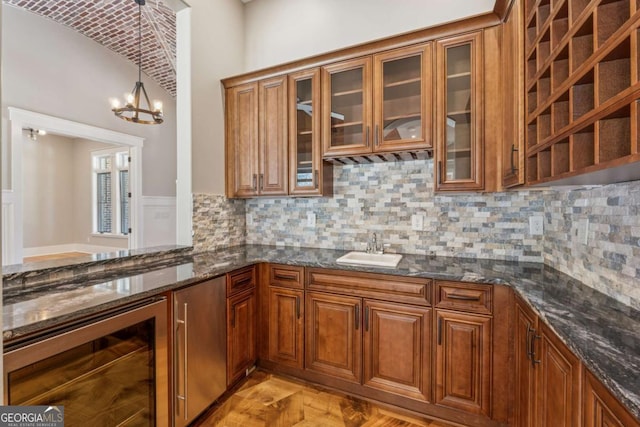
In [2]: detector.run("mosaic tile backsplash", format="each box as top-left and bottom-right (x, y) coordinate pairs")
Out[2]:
(543, 180), (640, 309)
(192, 159), (640, 308)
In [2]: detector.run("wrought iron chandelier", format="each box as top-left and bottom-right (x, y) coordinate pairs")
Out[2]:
(111, 0), (163, 125)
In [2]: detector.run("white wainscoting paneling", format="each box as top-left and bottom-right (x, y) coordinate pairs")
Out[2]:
(142, 196), (177, 247)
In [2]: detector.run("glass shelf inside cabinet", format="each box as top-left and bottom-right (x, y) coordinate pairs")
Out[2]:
(382, 55), (422, 142)
(445, 43), (472, 181)
(330, 68), (363, 147)
(295, 78), (314, 187)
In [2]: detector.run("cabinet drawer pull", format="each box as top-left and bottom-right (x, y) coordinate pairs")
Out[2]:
(274, 272), (297, 281)
(355, 304), (360, 330)
(447, 293), (481, 301)
(296, 296), (301, 319)
(365, 306), (370, 332)
(233, 276), (253, 288)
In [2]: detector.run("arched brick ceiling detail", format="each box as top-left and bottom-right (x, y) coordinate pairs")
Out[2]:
(4, 0), (177, 97)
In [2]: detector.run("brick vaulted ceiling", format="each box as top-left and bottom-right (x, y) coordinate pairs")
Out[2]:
(3, 0), (177, 97)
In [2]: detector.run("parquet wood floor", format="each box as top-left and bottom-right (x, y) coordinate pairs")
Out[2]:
(194, 370), (457, 427)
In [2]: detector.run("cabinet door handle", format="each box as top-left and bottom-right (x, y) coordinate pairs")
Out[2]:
(437, 316), (443, 345)
(252, 174), (257, 191)
(447, 293), (481, 301)
(365, 306), (370, 332)
(314, 170), (319, 189)
(437, 161), (443, 185)
(355, 304), (360, 330)
(365, 126), (370, 147)
(296, 296), (301, 319)
(231, 306), (236, 328)
(530, 330), (541, 365)
(259, 173), (264, 191)
(526, 325), (533, 361)
(375, 124), (379, 146)
(511, 144), (519, 174)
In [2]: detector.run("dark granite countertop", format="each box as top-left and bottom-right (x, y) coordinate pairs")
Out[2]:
(3, 244), (639, 420)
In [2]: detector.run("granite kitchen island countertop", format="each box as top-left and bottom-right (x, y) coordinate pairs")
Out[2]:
(3, 244), (639, 420)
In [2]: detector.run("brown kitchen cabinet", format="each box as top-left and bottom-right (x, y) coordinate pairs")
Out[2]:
(289, 68), (332, 196)
(262, 264), (305, 369)
(305, 291), (362, 384)
(226, 267), (257, 386)
(514, 293), (581, 427)
(433, 280), (496, 417)
(225, 75), (288, 198)
(514, 294), (538, 427)
(535, 321), (582, 427)
(322, 57), (373, 157)
(363, 300), (432, 403)
(502, 0), (526, 188)
(434, 309), (492, 416)
(435, 31), (484, 191)
(322, 44), (433, 158)
(583, 368), (640, 427)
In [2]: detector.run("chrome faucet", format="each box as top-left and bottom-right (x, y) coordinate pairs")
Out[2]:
(366, 233), (384, 254)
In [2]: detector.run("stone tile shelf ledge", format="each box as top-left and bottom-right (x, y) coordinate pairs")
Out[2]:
(3, 244), (639, 421)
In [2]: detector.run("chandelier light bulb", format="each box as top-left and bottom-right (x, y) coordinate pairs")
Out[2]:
(111, 98), (121, 109)
(153, 101), (163, 113)
(126, 93), (135, 105)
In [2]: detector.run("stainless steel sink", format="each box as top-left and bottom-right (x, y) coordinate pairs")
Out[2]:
(336, 251), (403, 268)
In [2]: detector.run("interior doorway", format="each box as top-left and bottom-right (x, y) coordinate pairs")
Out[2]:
(3, 107), (144, 265)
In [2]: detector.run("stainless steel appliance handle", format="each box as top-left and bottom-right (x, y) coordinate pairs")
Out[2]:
(183, 303), (188, 420)
(175, 302), (188, 420)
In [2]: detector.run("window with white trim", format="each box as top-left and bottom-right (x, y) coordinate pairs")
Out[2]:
(92, 149), (130, 236)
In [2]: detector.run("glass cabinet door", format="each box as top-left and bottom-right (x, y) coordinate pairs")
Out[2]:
(322, 57), (372, 157)
(289, 68), (329, 195)
(374, 43), (432, 152)
(436, 32), (484, 191)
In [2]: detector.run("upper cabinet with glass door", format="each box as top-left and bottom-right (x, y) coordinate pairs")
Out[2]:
(322, 45), (432, 158)
(374, 44), (432, 152)
(435, 32), (484, 192)
(322, 58), (373, 157)
(289, 68), (332, 196)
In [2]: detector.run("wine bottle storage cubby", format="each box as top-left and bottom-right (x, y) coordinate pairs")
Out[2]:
(598, 105), (631, 162)
(595, 0), (631, 48)
(525, 0), (640, 184)
(571, 16), (594, 71)
(570, 0), (592, 23)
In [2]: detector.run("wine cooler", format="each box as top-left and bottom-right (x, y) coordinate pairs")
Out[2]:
(3, 298), (169, 427)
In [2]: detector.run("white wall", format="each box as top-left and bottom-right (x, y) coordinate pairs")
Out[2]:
(243, 0), (496, 71)
(189, 0), (245, 195)
(1, 5), (176, 197)
(23, 133), (76, 248)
